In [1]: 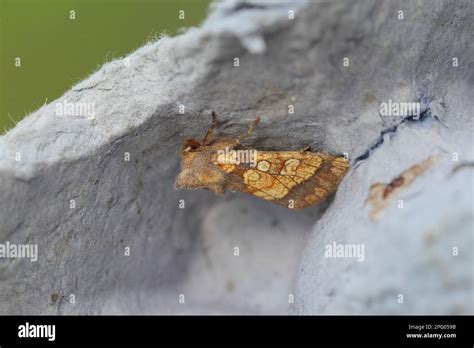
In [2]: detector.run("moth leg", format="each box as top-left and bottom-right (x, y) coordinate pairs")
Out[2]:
(237, 117), (260, 143)
(299, 145), (311, 152)
(202, 111), (217, 145)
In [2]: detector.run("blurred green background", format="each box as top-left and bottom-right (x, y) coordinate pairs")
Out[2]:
(0, 0), (212, 133)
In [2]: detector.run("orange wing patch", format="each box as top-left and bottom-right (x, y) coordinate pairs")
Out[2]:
(243, 169), (289, 199)
(237, 151), (347, 209)
(216, 162), (236, 173)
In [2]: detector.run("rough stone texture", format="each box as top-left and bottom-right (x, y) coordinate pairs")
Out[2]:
(0, 0), (472, 314)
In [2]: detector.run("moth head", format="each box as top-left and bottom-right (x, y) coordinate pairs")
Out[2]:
(175, 138), (224, 193)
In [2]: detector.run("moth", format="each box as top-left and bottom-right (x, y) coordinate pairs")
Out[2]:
(175, 112), (349, 210)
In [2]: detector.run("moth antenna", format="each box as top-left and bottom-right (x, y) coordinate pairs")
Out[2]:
(238, 116), (260, 142)
(202, 111), (217, 145)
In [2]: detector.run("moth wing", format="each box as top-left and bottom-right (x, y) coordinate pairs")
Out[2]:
(240, 151), (349, 209)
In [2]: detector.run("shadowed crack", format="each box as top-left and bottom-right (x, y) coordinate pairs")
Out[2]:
(353, 106), (433, 165)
